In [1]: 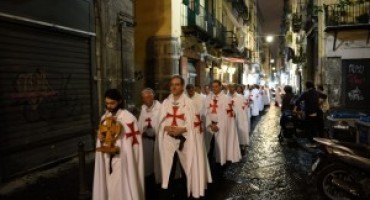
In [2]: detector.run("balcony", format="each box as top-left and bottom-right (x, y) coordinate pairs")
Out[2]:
(231, 0), (249, 22)
(181, 4), (226, 47)
(324, 2), (370, 50)
(324, 2), (370, 30)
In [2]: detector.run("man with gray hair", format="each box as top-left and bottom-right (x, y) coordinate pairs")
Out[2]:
(137, 88), (162, 193)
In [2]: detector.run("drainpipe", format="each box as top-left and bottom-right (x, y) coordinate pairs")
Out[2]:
(95, 1), (105, 115)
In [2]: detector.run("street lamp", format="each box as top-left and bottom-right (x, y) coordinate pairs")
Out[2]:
(253, 34), (284, 84)
(266, 35), (274, 43)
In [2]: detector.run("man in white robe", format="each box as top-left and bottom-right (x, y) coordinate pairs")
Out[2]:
(202, 84), (210, 98)
(251, 85), (260, 117)
(258, 85), (264, 111)
(137, 88), (162, 185)
(263, 86), (271, 106)
(186, 84), (205, 114)
(186, 84), (212, 198)
(244, 86), (252, 121)
(275, 87), (283, 107)
(228, 84), (250, 147)
(93, 89), (144, 200)
(157, 75), (196, 199)
(205, 80), (241, 165)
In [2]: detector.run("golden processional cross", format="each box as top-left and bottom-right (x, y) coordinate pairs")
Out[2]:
(96, 117), (122, 154)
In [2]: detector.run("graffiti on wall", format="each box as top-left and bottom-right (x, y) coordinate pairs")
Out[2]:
(346, 64), (366, 102)
(343, 59), (370, 109)
(9, 69), (85, 122)
(11, 69), (58, 110)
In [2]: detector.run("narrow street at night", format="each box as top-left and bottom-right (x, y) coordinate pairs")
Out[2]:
(0, 104), (325, 200)
(1, 0), (370, 200)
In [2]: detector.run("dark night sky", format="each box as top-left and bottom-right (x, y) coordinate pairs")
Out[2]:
(257, 0), (284, 58)
(258, 0), (284, 35)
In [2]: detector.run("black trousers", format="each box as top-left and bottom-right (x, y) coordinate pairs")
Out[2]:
(305, 115), (320, 142)
(317, 109), (325, 137)
(158, 153), (187, 200)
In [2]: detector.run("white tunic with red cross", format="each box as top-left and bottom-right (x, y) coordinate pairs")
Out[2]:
(138, 100), (162, 178)
(93, 109), (144, 200)
(158, 93), (196, 197)
(204, 92), (241, 165)
(230, 93), (250, 145)
(188, 96), (212, 198)
(251, 88), (260, 116)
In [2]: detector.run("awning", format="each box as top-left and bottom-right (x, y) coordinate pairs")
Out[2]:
(222, 57), (245, 63)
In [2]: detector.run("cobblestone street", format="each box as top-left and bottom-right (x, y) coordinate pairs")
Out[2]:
(207, 105), (323, 200)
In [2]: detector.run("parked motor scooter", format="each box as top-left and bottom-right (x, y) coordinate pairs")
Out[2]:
(278, 110), (304, 142)
(311, 137), (370, 200)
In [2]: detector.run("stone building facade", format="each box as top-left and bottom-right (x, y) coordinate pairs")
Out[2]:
(95, 0), (137, 113)
(135, 0), (254, 100)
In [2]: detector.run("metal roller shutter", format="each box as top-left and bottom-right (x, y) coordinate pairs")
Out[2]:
(0, 20), (94, 180)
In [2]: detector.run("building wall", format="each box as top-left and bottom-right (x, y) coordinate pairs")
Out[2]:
(0, 0), (95, 182)
(325, 34), (370, 59)
(134, 0), (173, 103)
(317, 0), (370, 109)
(95, 0), (136, 112)
(136, 0), (252, 99)
(135, 0), (182, 100)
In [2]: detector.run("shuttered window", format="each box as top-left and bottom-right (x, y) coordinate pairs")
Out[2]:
(0, 20), (94, 180)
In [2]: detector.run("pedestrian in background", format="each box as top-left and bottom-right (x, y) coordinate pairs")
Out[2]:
(275, 87), (282, 107)
(294, 81), (327, 147)
(281, 85), (294, 112)
(317, 85), (329, 137)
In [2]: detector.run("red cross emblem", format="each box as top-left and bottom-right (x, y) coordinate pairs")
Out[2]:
(126, 122), (140, 146)
(243, 100), (249, 110)
(226, 103), (235, 118)
(145, 117), (153, 129)
(194, 114), (203, 134)
(210, 99), (218, 114)
(166, 106), (185, 126)
(230, 100), (234, 106)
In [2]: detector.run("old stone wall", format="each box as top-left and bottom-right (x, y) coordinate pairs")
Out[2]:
(322, 57), (342, 107)
(95, 0), (136, 114)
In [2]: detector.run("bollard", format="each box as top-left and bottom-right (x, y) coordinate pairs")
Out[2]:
(78, 141), (91, 200)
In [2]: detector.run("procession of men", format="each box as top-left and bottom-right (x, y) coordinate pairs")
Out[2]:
(93, 76), (271, 200)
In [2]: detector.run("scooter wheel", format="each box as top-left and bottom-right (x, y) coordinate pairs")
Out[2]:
(316, 164), (356, 200)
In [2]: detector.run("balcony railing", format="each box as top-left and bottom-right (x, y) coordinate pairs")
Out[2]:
(212, 18), (226, 44)
(181, 3), (226, 46)
(224, 31), (238, 48)
(181, 4), (207, 31)
(324, 2), (370, 27)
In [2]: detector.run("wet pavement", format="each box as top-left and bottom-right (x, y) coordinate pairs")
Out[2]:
(0, 104), (324, 200)
(207, 105), (323, 200)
